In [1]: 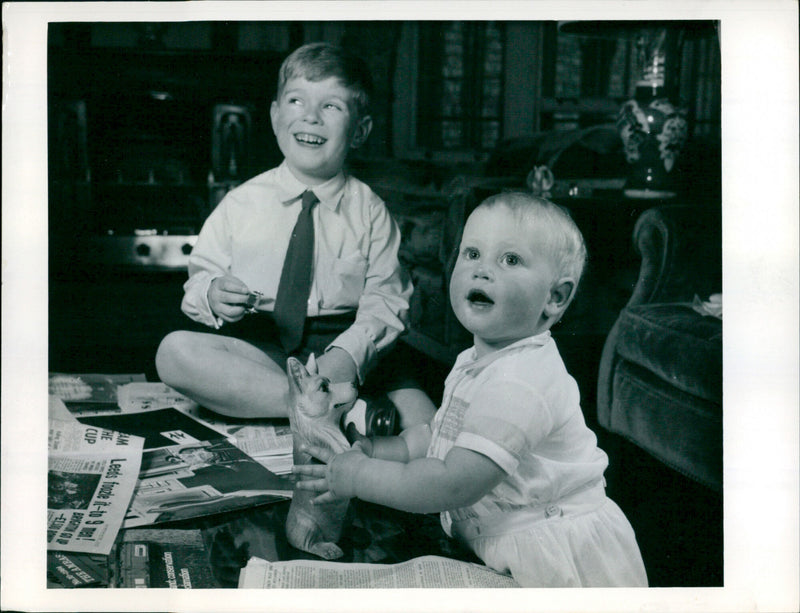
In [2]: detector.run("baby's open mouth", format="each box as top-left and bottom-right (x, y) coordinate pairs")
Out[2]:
(294, 133), (326, 145)
(467, 289), (494, 306)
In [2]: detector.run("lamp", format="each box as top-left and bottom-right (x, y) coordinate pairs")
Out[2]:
(559, 21), (716, 199)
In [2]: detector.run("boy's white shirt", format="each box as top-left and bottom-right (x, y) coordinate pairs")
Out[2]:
(181, 161), (412, 380)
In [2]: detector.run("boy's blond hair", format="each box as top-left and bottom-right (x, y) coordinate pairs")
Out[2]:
(276, 42), (373, 118)
(477, 191), (588, 285)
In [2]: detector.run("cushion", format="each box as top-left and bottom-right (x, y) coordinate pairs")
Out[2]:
(609, 360), (722, 491)
(615, 303), (722, 403)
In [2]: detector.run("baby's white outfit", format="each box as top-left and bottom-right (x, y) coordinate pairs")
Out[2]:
(427, 331), (648, 587)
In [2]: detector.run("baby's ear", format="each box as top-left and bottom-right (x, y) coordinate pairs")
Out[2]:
(544, 278), (577, 320)
(350, 115), (373, 149)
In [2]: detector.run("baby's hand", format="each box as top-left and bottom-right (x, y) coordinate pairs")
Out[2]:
(208, 275), (251, 322)
(293, 444), (368, 505)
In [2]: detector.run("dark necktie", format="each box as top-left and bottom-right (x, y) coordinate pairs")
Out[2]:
(273, 190), (319, 353)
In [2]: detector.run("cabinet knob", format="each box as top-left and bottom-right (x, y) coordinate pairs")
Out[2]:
(181, 243), (193, 255)
(135, 243), (151, 257)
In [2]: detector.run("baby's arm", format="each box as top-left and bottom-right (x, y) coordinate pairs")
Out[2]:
(295, 440), (505, 515)
(354, 423), (432, 463)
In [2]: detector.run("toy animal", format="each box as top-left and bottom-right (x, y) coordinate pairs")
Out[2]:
(284, 354), (357, 559)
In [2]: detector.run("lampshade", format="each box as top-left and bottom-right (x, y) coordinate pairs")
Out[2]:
(558, 20), (717, 199)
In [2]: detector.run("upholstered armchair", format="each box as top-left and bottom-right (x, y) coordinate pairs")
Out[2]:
(596, 203), (722, 491)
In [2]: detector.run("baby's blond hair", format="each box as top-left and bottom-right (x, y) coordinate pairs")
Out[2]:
(476, 191), (588, 286)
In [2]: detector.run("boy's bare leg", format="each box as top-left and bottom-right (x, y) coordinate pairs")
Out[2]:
(155, 330), (289, 418)
(386, 387), (437, 431)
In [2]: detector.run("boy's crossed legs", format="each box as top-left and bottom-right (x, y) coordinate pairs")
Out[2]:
(156, 330), (436, 427)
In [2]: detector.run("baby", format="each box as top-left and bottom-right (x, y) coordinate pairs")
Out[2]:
(295, 192), (648, 587)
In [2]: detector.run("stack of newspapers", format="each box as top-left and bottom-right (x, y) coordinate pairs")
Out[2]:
(47, 374), (294, 588)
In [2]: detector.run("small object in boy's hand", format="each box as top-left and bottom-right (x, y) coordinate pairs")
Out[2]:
(244, 290), (263, 314)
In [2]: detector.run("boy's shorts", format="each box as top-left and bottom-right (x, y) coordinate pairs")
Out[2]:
(219, 312), (423, 395)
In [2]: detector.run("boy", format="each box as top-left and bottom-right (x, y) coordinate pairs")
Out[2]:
(156, 42), (435, 428)
(295, 193), (647, 587)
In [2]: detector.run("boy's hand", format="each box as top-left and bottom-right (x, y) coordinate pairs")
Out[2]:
(208, 275), (251, 322)
(293, 444), (368, 505)
(316, 347), (358, 384)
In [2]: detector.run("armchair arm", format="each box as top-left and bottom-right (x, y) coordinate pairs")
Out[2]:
(627, 203), (721, 307)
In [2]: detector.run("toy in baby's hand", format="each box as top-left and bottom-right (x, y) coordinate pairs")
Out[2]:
(285, 354), (357, 559)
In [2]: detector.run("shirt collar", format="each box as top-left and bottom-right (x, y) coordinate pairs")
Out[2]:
(276, 161), (345, 211)
(457, 330), (553, 375)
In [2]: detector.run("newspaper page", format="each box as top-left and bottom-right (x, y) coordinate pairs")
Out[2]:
(116, 381), (199, 413)
(225, 423), (293, 475)
(49, 395), (77, 422)
(237, 555), (520, 588)
(48, 419), (144, 555)
(181, 404), (294, 475)
(114, 382), (294, 474)
(123, 438), (292, 528)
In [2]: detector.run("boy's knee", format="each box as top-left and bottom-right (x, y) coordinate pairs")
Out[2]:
(155, 331), (193, 383)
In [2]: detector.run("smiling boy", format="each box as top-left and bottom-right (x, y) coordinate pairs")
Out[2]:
(155, 42), (435, 427)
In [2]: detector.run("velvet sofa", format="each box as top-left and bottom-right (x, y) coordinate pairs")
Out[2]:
(596, 203), (722, 491)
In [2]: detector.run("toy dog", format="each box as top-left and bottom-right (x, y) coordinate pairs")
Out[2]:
(284, 354), (357, 559)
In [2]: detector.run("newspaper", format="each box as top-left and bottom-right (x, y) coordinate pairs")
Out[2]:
(48, 419), (144, 555)
(117, 381), (199, 413)
(226, 423), (294, 475)
(123, 438), (292, 528)
(237, 555), (520, 588)
(182, 404), (294, 475)
(92, 381), (294, 474)
(49, 395), (77, 422)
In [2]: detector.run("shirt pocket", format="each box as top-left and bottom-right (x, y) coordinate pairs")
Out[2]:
(319, 251), (368, 309)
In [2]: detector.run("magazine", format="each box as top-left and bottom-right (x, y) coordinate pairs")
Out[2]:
(47, 551), (112, 588)
(78, 406), (229, 451)
(238, 555), (520, 588)
(123, 438), (292, 528)
(48, 373), (147, 415)
(48, 419), (144, 555)
(116, 528), (219, 588)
